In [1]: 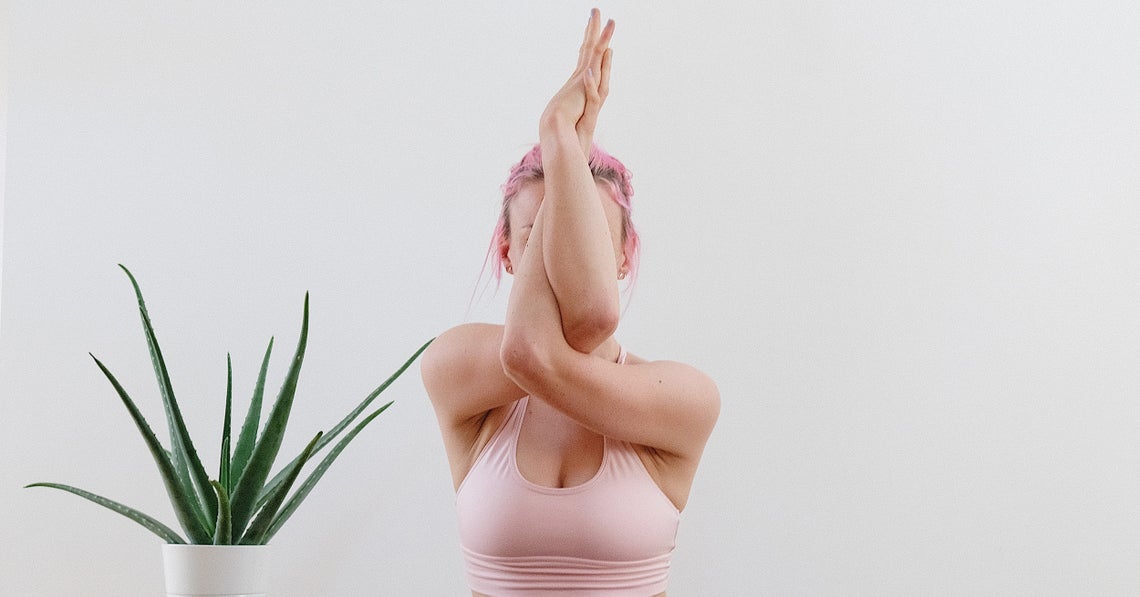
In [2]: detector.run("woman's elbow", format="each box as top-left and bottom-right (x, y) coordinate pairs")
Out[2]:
(563, 301), (619, 353)
(500, 327), (545, 385)
(563, 317), (617, 353)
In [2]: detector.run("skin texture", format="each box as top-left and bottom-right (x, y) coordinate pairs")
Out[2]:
(420, 10), (719, 597)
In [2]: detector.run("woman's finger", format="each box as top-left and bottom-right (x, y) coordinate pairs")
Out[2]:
(578, 9), (601, 71)
(587, 19), (615, 78)
(598, 47), (612, 101)
(598, 18), (615, 49)
(584, 66), (600, 104)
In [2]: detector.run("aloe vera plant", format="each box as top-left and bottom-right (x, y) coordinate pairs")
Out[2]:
(27, 265), (432, 545)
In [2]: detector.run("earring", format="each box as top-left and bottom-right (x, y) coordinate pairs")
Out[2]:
(618, 269), (627, 280)
(506, 264), (514, 274)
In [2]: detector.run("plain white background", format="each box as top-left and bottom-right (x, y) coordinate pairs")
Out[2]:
(2, 2), (1138, 595)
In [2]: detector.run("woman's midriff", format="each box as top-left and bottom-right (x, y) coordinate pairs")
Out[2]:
(474, 593), (665, 597)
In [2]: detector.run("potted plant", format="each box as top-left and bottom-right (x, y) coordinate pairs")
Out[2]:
(26, 266), (431, 596)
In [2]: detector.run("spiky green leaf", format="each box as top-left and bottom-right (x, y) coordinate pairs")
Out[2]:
(230, 337), (273, 494)
(257, 338), (431, 505)
(211, 481), (232, 545)
(229, 295), (309, 535)
(240, 431), (322, 545)
(220, 355), (233, 491)
(262, 402), (392, 544)
(119, 265), (217, 527)
(90, 354), (212, 543)
(26, 482), (186, 544)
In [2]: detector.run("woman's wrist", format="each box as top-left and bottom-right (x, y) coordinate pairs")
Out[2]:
(540, 118), (590, 162)
(539, 107), (578, 139)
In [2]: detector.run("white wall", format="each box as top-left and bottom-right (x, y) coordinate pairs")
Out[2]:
(2, 2), (1138, 595)
(1, 0), (8, 319)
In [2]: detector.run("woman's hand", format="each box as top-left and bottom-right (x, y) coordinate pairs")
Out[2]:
(539, 8), (615, 154)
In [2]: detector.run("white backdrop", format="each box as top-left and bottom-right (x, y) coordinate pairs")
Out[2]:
(2, 2), (1138, 595)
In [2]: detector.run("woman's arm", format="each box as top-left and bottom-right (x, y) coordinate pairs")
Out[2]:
(422, 323), (529, 488)
(502, 11), (718, 457)
(538, 132), (619, 352)
(421, 323), (526, 429)
(501, 200), (720, 459)
(537, 10), (621, 353)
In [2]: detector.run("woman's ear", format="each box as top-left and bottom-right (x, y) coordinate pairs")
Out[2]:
(500, 239), (514, 275)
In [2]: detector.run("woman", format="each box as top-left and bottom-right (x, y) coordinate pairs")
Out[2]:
(421, 10), (719, 596)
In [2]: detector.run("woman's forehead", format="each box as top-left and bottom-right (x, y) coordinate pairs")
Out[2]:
(509, 183), (544, 224)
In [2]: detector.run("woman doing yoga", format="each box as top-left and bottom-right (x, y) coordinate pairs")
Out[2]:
(421, 9), (720, 596)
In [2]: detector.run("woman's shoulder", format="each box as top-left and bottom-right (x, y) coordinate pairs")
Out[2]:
(428, 322), (503, 352)
(422, 321), (527, 428)
(423, 323), (503, 376)
(621, 350), (719, 408)
(623, 350), (716, 383)
(437, 321), (505, 337)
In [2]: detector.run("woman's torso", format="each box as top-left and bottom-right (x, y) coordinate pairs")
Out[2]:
(457, 393), (680, 596)
(449, 348), (696, 512)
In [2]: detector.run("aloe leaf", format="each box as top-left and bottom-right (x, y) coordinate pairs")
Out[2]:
(229, 295), (309, 535)
(239, 431), (322, 545)
(164, 453), (194, 521)
(119, 265), (218, 527)
(211, 481), (232, 545)
(25, 483), (187, 544)
(91, 355), (212, 543)
(230, 337), (273, 494)
(261, 402), (392, 544)
(219, 436), (231, 498)
(257, 338), (431, 505)
(164, 448), (195, 505)
(311, 339), (431, 456)
(220, 355), (233, 491)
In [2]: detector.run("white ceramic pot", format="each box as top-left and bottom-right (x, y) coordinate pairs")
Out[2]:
(162, 544), (271, 597)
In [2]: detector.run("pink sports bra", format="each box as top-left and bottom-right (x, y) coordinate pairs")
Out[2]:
(455, 350), (681, 596)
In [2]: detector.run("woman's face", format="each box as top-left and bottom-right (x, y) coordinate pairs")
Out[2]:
(503, 180), (626, 276)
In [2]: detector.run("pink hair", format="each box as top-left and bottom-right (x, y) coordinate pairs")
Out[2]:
(484, 143), (641, 286)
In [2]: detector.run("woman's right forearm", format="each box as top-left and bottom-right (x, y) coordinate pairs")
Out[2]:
(537, 122), (620, 353)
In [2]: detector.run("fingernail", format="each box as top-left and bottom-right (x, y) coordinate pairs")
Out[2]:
(587, 68), (594, 78)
